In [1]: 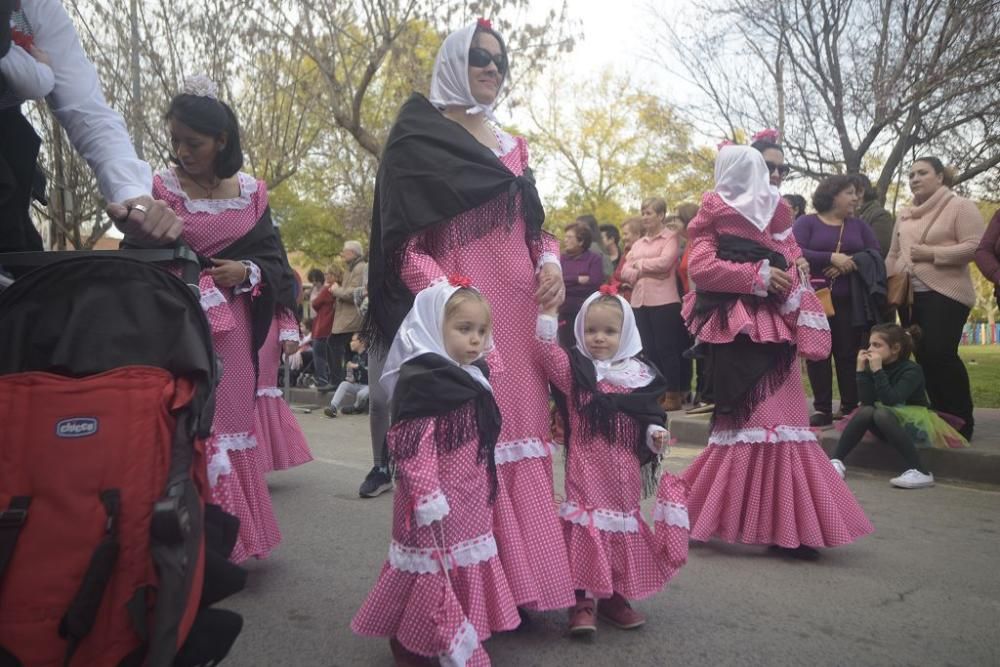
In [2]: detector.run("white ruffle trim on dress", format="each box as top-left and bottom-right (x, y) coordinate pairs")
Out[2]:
(536, 251), (561, 273)
(413, 489), (451, 527)
(646, 425), (670, 454)
(559, 501), (640, 534)
(158, 169), (259, 214)
(207, 431), (258, 487)
(653, 501), (690, 529)
(256, 386), (283, 398)
(536, 314), (558, 342)
(708, 425), (818, 446)
(233, 262), (261, 296)
(199, 286), (227, 311)
(387, 532), (499, 574)
(440, 620), (479, 667)
(754, 259), (771, 297)
(797, 310), (831, 331)
(279, 329), (300, 342)
(494, 437), (556, 465)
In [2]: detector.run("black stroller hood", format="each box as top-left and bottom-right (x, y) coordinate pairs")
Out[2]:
(0, 256), (217, 436)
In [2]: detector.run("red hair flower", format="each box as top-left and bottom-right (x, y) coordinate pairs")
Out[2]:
(751, 128), (781, 144)
(598, 284), (619, 297)
(477, 18), (493, 29)
(716, 139), (736, 151)
(448, 274), (473, 288)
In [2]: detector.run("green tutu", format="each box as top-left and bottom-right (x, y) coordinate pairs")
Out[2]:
(837, 405), (969, 449)
(878, 404), (969, 449)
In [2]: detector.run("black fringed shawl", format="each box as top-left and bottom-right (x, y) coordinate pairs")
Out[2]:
(688, 234), (796, 426)
(552, 349), (668, 497)
(365, 93), (548, 353)
(390, 353), (501, 501)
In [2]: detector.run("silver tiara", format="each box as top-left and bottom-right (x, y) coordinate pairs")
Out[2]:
(182, 74), (218, 100)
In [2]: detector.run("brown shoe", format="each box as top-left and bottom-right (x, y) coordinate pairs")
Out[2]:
(389, 638), (437, 666)
(568, 597), (597, 636)
(598, 593), (645, 630)
(662, 391), (683, 412)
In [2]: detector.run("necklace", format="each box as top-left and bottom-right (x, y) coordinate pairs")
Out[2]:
(179, 166), (221, 199)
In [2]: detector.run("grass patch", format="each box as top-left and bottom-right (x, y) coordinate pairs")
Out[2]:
(800, 346), (1000, 409)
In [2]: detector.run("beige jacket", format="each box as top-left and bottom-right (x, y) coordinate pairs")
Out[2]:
(886, 186), (983, 308)
(331, 258), (367, 334)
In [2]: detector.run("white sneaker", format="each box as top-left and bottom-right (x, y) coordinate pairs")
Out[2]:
(890, 469), (934, 489)
(830, 459), (846, 480)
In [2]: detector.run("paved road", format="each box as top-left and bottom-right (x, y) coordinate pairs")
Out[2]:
(224, 409), (1000, 667)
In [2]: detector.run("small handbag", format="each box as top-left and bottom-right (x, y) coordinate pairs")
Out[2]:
(887, 215), (938, 308)
(813, 222), (846, 317)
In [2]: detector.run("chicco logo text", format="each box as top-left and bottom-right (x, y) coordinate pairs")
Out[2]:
(55, 418), (99, 438)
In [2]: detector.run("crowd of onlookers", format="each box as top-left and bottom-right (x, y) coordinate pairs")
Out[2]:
(558, 153), (996, 442)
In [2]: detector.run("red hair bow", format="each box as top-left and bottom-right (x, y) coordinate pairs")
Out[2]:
(448, 275), (473, 288)
(598, 284), (619, 297)
(477, 18), (493, 29)
(751, 128), (780, 144)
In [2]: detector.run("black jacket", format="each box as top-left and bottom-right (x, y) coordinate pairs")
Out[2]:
(848, 248), (887, 327)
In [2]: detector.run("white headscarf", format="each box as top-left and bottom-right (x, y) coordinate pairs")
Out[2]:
(429, 22), (504, 124)
(380, 279), (495, 400)
(573, 291), (655, 389)
(714, 145), (782, 232)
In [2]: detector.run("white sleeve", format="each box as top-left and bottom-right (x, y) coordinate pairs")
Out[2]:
(646, 424), (670, 454)
(29, 0), (152, 203)
(0, 45), (55, 100)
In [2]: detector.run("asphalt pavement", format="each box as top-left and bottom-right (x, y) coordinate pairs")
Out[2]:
(223, 408), (1000, 667)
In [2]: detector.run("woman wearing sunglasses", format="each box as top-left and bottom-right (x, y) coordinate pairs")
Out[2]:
(358, 19), (574, 665)
(751, 129), (791, 188)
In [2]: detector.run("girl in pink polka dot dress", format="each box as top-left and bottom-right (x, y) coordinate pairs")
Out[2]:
(680, 146), (873, 560)
(536, 290), (689, 635)
(352, 280), (519, 666)
(153, 82), (286, 563)
(254, 306), (313, 474)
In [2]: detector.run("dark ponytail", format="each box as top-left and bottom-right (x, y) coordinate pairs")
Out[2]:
(870, 323), (922, 360)
(165, 93), (244, 178)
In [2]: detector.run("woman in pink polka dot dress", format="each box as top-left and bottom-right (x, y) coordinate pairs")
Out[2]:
(680, 146), (873, 560)
(536, 291), (689, 635)
(367, 22), (574, 615)
(254, 306), (313, 474)
(153, 82), (283, 563)
(352, 280), (519, 666)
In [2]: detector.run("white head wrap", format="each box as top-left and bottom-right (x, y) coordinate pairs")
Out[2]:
(714, 145), (782, 232)
(429, 22), (504, 124)
(380, 279), (494, 400)
(573, 291), (656, 389)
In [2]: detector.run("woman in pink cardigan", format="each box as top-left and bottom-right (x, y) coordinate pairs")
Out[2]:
(621, 196), (685, 410)
(886, 157), (983, 440)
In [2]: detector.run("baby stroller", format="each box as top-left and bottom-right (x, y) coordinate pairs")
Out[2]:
(0, 247), (245, 666)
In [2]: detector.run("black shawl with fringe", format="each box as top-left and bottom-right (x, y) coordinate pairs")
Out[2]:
(688, 234), (796, 425)
(390, 353), (501, 501)
(365, 93), (547, 352)
(552, 349), (668, 497)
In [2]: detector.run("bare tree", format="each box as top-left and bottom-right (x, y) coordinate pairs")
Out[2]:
(652, 0), (1000, 198)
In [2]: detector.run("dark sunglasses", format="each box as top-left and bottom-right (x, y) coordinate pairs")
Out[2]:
(468, 47), (508, 75)
(765, 161), (791, 177)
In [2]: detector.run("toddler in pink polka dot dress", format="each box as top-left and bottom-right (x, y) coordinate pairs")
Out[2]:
(351, 280), (519, 666)
(537, 289), (690, 637)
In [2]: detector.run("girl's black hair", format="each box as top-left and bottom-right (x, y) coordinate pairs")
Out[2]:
(166, 93), (244, 179)
(870, 324), (923, 360)
(307, 268), (325, 284)
(783, 194), (807, 218)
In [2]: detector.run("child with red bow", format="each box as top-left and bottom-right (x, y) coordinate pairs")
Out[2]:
(537, 285), (690, 637)
(352, 277), (519, 666)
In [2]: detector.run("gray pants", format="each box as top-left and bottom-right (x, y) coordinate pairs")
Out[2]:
(368, 347), (389, 468)
(330, 381), (369, 410)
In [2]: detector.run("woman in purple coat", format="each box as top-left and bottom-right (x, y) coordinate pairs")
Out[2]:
(793, 175), (882, 426)
(559, 221), (604, 347)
